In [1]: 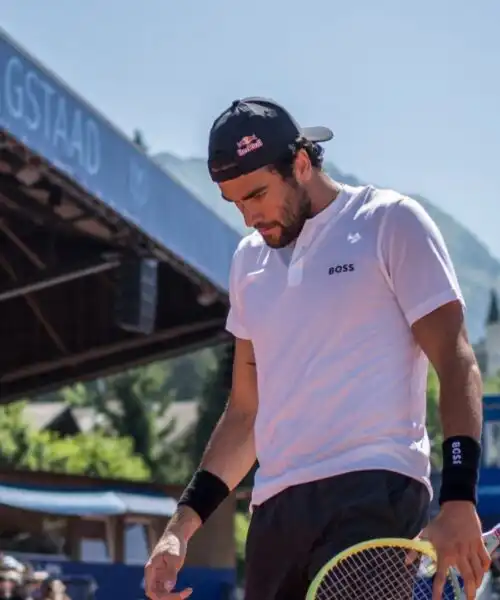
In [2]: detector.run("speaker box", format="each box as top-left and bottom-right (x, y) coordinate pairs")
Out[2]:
(114, 258), (158, 335)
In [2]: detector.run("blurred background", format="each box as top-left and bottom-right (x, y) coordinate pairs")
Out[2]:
(0, 1), (500, 599)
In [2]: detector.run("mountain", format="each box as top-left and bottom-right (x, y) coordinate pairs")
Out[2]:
(155, 152), (500, 343)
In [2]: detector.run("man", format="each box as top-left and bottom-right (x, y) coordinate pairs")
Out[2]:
(0, 556), (24, 600)
(146, 98), (490, 600)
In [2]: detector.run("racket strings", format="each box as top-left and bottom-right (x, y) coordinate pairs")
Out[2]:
(314, 546), (455, 600)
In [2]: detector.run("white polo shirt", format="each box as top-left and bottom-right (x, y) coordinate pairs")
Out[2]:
(226, 184), (464, 507)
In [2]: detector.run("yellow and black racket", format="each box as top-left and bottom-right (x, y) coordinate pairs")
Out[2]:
(306, 524), (500, 600)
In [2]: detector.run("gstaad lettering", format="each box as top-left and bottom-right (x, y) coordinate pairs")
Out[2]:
(0, 55), (101, 177)
(328, 264), (354, 275)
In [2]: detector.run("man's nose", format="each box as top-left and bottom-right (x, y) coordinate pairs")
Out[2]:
(241, 207), (262, 230)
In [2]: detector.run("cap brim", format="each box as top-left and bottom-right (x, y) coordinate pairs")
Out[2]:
(301, 126), (334, 143)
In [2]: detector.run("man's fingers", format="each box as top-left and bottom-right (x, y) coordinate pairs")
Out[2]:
(456, 553), (478, 600)
(157, 587), (192, 600)
(145, 572), (160, 600)
(147, 581), (190, 600)
(434, 544), (490, 600)
(455, 540), (492, 600)
(432, 557), (450, 600)
(145, 533), (188, 600)
(405, 549), (418, 565)
(405, 529), (427, 565)
(146, 563), (179, 600)
(478, 541), (492, 572)
(147, 590), (192, 600)
(467, 547), (488, 589)
(150, 577), (170, 600)
(432, 570), (447, 600)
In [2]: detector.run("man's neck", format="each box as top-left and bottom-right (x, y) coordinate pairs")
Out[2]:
(308, 174), (343, 217)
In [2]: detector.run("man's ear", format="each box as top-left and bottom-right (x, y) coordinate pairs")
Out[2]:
(294, 149), (313, 184)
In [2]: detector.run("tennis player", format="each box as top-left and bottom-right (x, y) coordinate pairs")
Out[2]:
(145, 98), (490, 600)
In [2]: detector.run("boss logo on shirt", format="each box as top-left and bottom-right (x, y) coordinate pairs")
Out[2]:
(328, 264), (355, 275)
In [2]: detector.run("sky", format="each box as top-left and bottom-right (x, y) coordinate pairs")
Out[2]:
(3, 0), (500, 260)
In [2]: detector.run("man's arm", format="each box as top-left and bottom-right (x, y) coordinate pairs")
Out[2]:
(199, 337), (257, 484)
(377, 194), (489, 599)
(411, 302), (489, 600)
(377, 194), (482, 438)
(164, 336), (258, 542)
(411, 300), (483, 441)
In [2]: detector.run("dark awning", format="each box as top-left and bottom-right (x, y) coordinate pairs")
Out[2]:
(0, 28), (240, 292)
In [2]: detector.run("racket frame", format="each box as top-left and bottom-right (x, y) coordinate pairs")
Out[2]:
(306, 537), (461, 600)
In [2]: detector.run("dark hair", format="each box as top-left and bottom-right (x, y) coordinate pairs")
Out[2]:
(268, 137), (324, 180)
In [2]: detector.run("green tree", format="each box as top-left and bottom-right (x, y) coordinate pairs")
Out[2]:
(168, 350), (217, 401)
(425, 365), (500, 469)
(0, 401), (150, 480)
(234, 511), (250, 582)
(192, 343), (233, 463)
(484, 371), (500, 394)
(192, 344), (231, 460)
(43, 350), (218, 484)
(62, 364), (192, 484)
(192, 342), (256, 487)
(426, 366), (443, 470)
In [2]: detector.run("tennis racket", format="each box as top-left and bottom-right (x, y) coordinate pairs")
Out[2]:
(306, 523), (500, 600)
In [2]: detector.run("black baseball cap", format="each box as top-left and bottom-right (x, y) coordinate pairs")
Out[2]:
(207, 97), (334, 183)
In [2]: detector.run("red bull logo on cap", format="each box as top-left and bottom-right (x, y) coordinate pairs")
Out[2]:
(236, 134), (263, 157)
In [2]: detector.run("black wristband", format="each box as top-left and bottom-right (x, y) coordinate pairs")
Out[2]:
(438, 436), (481, 506)
(177, 469), (230, 523)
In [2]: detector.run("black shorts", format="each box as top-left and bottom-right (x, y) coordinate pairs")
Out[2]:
(244, 469), (430, 600)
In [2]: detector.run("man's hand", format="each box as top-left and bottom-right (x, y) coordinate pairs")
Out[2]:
(421, 501), (490, 600)
(145, 531), (192, 600)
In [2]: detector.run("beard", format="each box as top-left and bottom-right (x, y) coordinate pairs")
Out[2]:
(262, 185), (312, 249)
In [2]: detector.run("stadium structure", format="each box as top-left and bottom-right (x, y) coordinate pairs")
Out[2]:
(0, 28), (239, 600)
(0, 28), (240, 403)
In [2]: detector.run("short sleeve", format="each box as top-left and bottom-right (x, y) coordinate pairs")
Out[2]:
(377, 196), (465, 327)
(225, 247), (251, 340)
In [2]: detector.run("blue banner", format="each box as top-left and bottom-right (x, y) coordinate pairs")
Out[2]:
(15, 556), (236, 600)
(483, 395), (500, 421)
(432, 397), (500, 522)
(477, 396), (500, 518)
(0, 30), (241, 291)
(481, 394), (500, 482)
